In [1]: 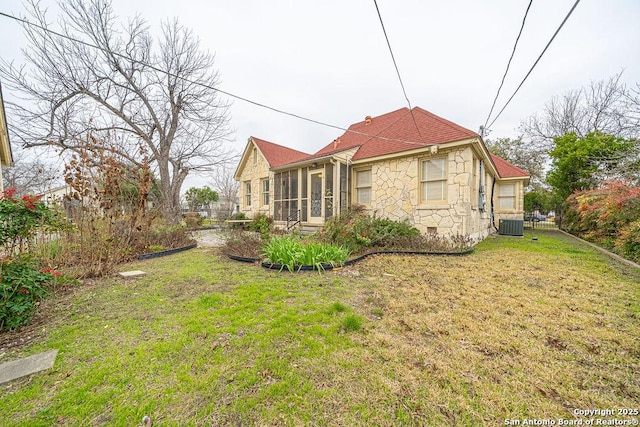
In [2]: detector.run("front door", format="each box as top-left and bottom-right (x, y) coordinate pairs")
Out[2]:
(309, 170), (324, 224)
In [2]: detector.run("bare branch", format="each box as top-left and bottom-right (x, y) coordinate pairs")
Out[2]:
(0, 0), (234, 222)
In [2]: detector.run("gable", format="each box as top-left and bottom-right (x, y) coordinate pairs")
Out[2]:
(234, 136), (310, 180)
(252, 137), (309, 168)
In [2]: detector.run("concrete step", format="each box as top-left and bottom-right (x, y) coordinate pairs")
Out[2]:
(297, 224), (323, 236)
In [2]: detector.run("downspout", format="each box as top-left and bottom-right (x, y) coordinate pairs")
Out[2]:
(329, 158), (337, 217)
(490, 176), (497, 232)
(346, 156), (351, 211)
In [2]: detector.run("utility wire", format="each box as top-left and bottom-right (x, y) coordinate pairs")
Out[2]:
(0, 10), (440, 149)
(372, 0), (423, 138)
(486, 0), (581, 131)
(483, 0), (533, 131)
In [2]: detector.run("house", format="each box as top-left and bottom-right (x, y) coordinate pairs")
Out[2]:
(234, 107), (529, 241)
(0, 81), (14, 191)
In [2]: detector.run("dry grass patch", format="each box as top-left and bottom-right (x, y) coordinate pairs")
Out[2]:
(346, 231), (639, 424)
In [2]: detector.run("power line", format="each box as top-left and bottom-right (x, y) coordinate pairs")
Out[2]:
(0, 11), (435, 149)
(484, 0), (534, 131)
(372, 0), (422, 138)
(486, 0), (581, 131)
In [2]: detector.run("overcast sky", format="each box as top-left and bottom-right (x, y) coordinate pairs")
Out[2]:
(1, 0), (639, 188)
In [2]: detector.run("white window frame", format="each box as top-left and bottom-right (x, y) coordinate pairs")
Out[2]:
(420, 157), (447, 203)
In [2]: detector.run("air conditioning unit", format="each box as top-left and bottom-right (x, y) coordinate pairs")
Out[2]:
(498, 219), (524, 236)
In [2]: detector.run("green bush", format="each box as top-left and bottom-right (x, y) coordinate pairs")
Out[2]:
(616, 219), (640, 263)
(0, 188), (62, 256)
(563, 182), (640, 262)
(0, 256), (53, 331)
(262, 235), (349, 272)
(247, 213), (273, 239)
(322, 208), (419, 253)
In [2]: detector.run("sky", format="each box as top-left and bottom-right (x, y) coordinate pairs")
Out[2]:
(0, 0), (639, 189)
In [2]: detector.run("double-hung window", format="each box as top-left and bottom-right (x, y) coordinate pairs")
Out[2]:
(498, 183), (516, 209)
(355, 170), (371, 204)
(245, 181), (252, 206)
(261, 179), (270, 206)
(421, 158), (447, 202)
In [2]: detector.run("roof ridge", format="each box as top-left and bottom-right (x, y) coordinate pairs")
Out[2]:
(412, 106), (477, 138)
(356, 107), (411, 147)
(252, 136), (309, 155)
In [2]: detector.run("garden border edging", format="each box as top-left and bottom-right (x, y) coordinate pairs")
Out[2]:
(227, 247), (475, 272)
(137, 243), (198, 260)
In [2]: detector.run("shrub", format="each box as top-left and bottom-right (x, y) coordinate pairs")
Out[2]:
(223, 231), (263, 259)
(322, 208), (420, 253)
(0, 188), (64, 256)
(229, 212), (248, 229)
(0, 256), (53, 331)
(262, 235), (349, 272)
(184, 212), (204, 229)
(247, 213), (273, 239)
(616, 219), (640, 263)
(563, 182), (640, 262)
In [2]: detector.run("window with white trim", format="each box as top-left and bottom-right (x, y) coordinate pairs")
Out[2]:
(421, 158), (447, 202)
(261, 179), (269, 206)
(355, 169), (371, 204)
(245, 181), (252, 206)
(498, 183), (516, 209)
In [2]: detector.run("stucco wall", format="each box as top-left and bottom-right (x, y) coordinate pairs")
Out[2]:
(236, 145), (271, 217)
(361, 146), (493, 240)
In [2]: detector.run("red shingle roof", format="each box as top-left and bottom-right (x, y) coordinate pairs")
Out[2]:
(314, 106), (478, 161)
(254, 107), (528, 180)
(252, 137), (309, 168)
(490, 153), (530, 178)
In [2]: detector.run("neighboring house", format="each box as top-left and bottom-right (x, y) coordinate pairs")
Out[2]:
(234, 107), (529, 241)
(0, 81), (14, 191)
(39, 184), (79, 217)
(40, 184), (73, 206)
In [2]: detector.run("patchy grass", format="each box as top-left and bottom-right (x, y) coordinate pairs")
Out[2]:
(1, 231), (639, 426)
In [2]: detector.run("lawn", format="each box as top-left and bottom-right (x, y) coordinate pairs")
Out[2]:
(1, 230), (639, 426)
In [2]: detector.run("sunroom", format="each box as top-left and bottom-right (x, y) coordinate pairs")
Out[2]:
(271, 159), (350, 227)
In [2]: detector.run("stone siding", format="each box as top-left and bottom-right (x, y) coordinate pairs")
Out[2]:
(364, 146), (493, 240)
(236, 144), (271, 217)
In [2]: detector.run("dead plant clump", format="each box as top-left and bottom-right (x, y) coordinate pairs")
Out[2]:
(222, 231), (263, 259)
(372, 233), (475, 253)
(34, 139), (194, 278)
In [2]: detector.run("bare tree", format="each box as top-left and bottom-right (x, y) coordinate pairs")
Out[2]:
(519, 72), (638, 151)
(1, 146), (61, 195)
(0, 0), (234, 222)
(485, 137), (547, 189)
(210, 167), (239, 220)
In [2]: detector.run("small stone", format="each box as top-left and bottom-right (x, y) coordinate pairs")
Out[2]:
(118, 270), (146, 278)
